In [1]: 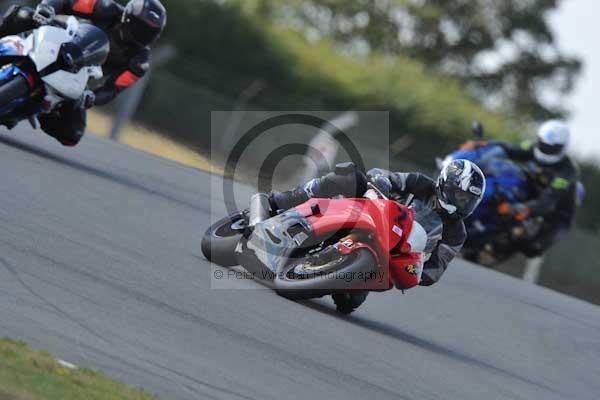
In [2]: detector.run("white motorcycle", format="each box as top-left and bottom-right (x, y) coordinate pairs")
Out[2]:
(0, 15), (108, 129)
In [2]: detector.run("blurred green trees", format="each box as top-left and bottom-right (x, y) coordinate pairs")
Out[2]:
(150, 0), (517, 155)
(256, 0), (581, 121)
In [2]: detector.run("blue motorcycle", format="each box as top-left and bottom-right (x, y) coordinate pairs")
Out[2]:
(439, 123), (539, 265)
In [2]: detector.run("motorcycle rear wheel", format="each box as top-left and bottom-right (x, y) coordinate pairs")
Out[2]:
(274, 248), (378, 300)
(201, 211), (248, 267)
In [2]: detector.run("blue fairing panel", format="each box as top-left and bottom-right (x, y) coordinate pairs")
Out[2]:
(0, 64), (20, 80)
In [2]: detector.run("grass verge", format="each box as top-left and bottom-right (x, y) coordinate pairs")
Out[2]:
(0, 338), (157, 400)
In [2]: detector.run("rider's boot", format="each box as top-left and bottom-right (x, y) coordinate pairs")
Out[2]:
(269, 163), (367, 211)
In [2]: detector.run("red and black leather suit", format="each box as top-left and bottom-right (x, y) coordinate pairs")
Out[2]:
(0, 0), (152, 146)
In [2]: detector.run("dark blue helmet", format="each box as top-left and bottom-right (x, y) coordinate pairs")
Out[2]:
(121, 0), (167, 47)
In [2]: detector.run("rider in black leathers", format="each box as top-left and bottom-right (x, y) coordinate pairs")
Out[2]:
(0, 0), (166, 146)
(269, 160), (485, 312)
(496, 120), (579, 257)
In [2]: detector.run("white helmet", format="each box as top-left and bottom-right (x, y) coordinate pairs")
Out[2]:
(534, 120), (570, 164)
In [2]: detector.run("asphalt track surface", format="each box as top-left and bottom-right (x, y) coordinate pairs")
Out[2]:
(0, 125), (599, 400)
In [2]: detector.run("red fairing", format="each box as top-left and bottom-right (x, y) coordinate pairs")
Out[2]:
(297, 199), (379, 238)
(72, 0), (97, 14)
(294, 198), (423, 290)
(389, 252), (422, 290)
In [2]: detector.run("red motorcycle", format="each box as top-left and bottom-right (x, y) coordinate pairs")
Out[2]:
(202, 184), (443, 313)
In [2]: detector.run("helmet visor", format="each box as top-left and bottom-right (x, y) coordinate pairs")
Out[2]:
(123, 17), (161, 46)
(537, 141), (564, 156)
(444, 185), (481, 216)
(70, 24), (110, 66)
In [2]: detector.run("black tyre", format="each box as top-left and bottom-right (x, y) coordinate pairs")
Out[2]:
(274, 248), (378, 300)
(332, 291), (369, 315)
(0, 74), (30, 109)
(201, 211), (247, 267)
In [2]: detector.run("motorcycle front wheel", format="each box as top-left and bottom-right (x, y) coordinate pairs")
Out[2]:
(0, 74), (29, 109)
(201, 211), (248, 267)
(274, 248), (378, 300)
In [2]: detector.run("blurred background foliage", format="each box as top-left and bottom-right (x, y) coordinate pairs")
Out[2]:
(146, 0), (526, 164)
(254, 0), (582, 121)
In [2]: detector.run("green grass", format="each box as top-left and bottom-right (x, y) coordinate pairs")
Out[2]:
(0, 338), (157, 400)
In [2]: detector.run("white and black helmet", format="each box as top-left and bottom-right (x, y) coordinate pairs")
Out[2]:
(436, 159), (486, 218)
(534, 120), (570, 165)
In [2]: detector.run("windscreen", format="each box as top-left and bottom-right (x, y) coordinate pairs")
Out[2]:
(411, 200), (443, 254)
(484, 157), (527, 181)
(70, 23), (110, 67)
